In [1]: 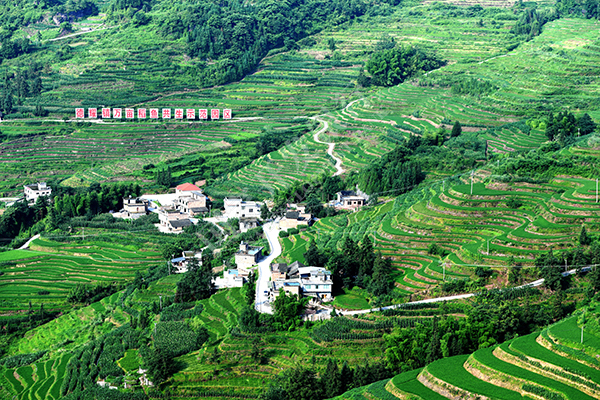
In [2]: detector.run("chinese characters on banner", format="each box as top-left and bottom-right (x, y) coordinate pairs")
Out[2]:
(77, 108), (232, 120)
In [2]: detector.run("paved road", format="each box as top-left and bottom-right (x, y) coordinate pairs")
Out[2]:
(255, 221), (282, 314)
(19, 234), (41, 250)
(337, 267), (591, 316)
(312, 118), (345, 176)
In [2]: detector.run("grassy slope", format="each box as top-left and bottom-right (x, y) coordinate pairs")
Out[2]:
(333, 303), (600, 400)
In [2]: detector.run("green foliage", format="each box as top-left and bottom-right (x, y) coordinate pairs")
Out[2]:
(175, 258), (214, 302)
(358, 146), (425, 195)
(153, 321), (209, 358)
(366, 46), (445, 87)
(145, 347), (176, 386)
(0, 351), (45, 368)
(450, 120), (462, 138)
(522, 383), (566, 400)
(272, 289), (309, 328)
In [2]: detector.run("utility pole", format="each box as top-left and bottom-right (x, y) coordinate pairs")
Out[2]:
(159, 295), (162, 311)
(471, 170), (474, 195)
(442, 180), (445, 193)
(596, 178), (598, 203)
(565, 258), (568, 273)
(581, 323), (584, 344)
(82, 227), (84, 240)
(487, 240), (490, 256)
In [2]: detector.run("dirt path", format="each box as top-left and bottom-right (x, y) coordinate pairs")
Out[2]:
(312, 117), (345, 176)
(49, 26), (115, 42)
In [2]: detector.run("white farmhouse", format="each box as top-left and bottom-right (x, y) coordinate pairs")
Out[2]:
(24, 182), (51, 201)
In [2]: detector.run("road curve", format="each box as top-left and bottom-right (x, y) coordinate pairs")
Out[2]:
(312, 118), (345, 176)
(255, 221), (282, 314)
(336, 267), (590, 316)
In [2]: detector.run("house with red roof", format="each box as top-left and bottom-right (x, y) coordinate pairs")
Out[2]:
(175, 183), (201, 194)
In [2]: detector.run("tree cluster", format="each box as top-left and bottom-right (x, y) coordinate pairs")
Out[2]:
(305, 235), (395, 298)
(357, 146), (425, 195)
(259, 359), (391, 400)
(174, 258), (215, 302)
(545, 111), (596, 142)
(366, 46), (445, 87)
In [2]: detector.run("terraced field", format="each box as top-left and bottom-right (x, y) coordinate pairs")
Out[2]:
(0, 237), (161, 313)
(281, 138), (600, 293)
(334, 304), (600, 400)
(170, 288), (388, 399)
(2, 353), (72, 400)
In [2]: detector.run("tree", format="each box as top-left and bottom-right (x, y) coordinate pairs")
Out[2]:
(577, 113), (596, 135)
(305, 193), (323, 217)
(369, 253), (394, 297)
(175, 258), (214, 302)
(260, 203), (270, 221)
(579, 225), (592, 246)
(340, 361), (354, 393)
(322, 359), (342, 398)
(327, 37), (336, 52)
(304, 240), (325, 268)
(145, 347), (176, 385)
(451, 120), (462, 137)
(272, 289), (308, 327)
(3, 91), (12, 114)
(282, 366), (322, 400)
(366, 46), (444, 87)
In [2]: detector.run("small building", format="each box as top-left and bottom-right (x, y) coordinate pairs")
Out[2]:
(167, 219), (192, 233)
(234, 241), (263, 271)
(336, 190), (367, 210)
(24, 182), (51, 201)
(279, 210), (312, 230)
(240, 217), (259, 233)
(121, 196), (148, 218)
(224, 197), (262, 219)
(176, 183), (202, 194)
(271, 263), (289, 281)
(269, 265), (333, 302)
(214, 269), (245, 289)
(176, 191), (208, 216)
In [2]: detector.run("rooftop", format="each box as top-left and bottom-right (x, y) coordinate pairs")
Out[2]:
(176, 183), (201, 192)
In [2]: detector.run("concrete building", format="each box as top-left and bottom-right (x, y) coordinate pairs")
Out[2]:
(279, 210), (312, 230)
(234, 241), (263, 272)
(158, 207), (192, 233)
(176, 183), (201, 194)
(224, 197), (262, 219)
(336, 190), (367, 210)
(214, 269), (245, 289)
(175, 190), (208, 216)
(24, 182), (51, 201)
(269, 265), (333, 302)
(239, 217), (259, 233)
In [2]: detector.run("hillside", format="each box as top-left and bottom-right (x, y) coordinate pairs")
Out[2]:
(332, 301), (600, 400)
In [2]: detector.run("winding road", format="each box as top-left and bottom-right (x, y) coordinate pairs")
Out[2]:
(312, 118), (345, 176)
(255, 221), (283, 314)
(336, 267), (591, 316)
